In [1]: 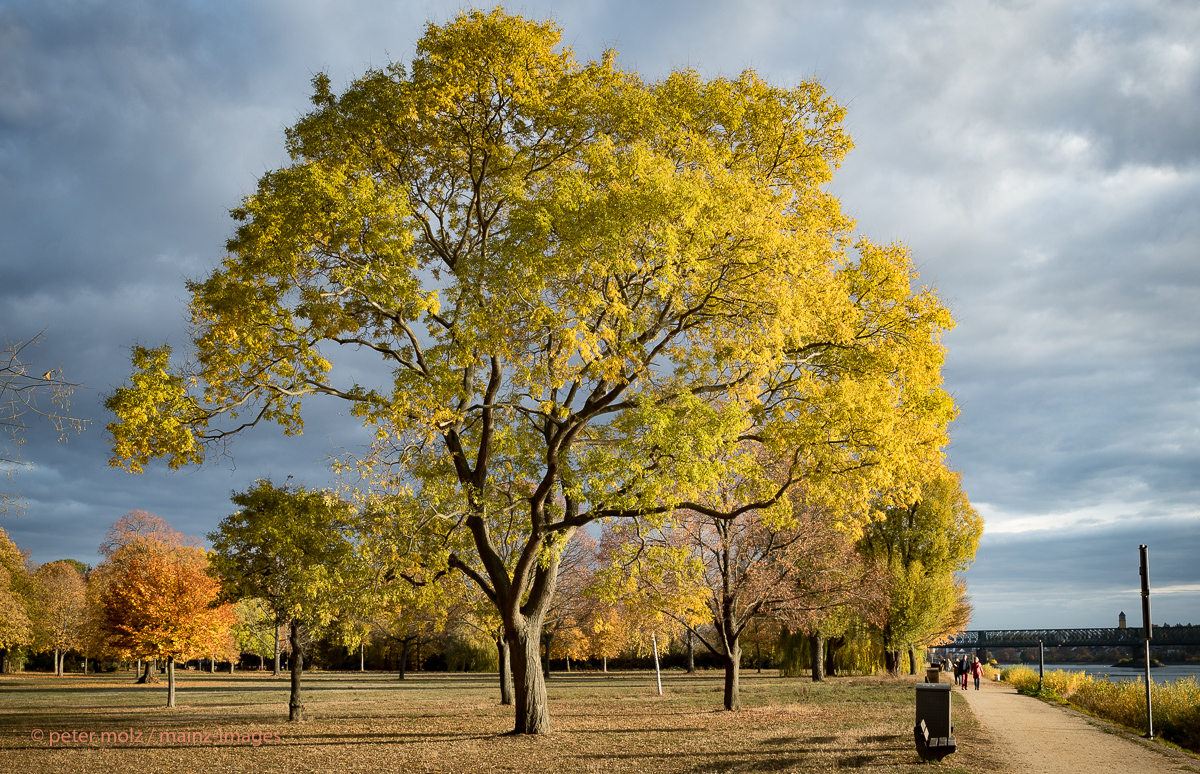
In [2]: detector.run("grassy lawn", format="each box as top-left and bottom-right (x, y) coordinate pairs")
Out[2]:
(0, 668), (1003, 773)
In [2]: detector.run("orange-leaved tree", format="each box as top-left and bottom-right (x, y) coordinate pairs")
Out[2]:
(97, 510), (195, 683)
(98, 512), (235, 707)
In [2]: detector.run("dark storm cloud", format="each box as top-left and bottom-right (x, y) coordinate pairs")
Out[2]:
(0, 0), (399, 560)
(1, 0), (1196, 627)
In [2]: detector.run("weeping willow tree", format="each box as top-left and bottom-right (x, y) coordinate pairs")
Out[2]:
(778, 613), (885, 678)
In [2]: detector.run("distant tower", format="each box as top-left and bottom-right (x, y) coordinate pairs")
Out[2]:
(1119, 611), (1127, 629)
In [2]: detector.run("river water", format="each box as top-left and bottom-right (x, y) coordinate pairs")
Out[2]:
(1002, 663), (1198, 684)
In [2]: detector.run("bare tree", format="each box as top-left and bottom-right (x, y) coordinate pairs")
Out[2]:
(601, 490), (885, 711)
(1, 333), (87, 513)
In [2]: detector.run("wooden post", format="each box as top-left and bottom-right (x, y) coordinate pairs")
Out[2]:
(1038, 641), (1044, 689)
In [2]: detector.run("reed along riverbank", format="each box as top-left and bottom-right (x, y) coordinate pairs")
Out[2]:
(1000, 665), (1200, 752)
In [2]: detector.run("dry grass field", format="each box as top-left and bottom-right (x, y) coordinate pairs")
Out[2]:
(0, 669), (1004, 773)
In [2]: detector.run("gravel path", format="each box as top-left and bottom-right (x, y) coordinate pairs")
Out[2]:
(957, 677), (1198, 773)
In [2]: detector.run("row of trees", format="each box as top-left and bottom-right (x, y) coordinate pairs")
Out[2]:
(0, 529), (89, 675)
(103, 10), (980, 733)
(0, 468), (979, 722)
(0, 513), (241, 706)
(215, 469), (978, 718)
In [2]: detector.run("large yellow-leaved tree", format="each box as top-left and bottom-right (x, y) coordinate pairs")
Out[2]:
(106, 10), (956, 733)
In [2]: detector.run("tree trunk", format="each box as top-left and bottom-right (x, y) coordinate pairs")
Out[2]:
(166, 657), (176, 708)
(54, 649), (62, 676)
(508, 620), (551, 734)
(755, 622), (763, 673)
(288, 619), (304, 722)
(882, 621), (901, 677)
(273, 623), (281, 676)
(136, 659), (159, 684)
(497, 637), (514, 705)
(908, 646), (919, 676)
(686, 630), (695, 674)
(398, 639), (409, 680)
(722, 638), (742, 711)
(825, 636), (843, 677)
(809, 634), (825, 682)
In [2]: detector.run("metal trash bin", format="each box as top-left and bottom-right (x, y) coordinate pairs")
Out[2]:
(915, 682), (953, 738)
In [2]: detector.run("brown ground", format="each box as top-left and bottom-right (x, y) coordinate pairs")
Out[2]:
(959, 676), (1200, 774)
(6, 669), (1192, 773)
(1, 669), (1006, 773)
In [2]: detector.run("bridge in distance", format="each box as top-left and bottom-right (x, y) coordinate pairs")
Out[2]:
(940, 626), (1200, 652)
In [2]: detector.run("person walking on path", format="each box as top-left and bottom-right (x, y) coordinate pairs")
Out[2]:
(971, 656), (983, 690)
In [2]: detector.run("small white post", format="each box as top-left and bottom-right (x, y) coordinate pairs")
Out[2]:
(651, 632), (662, 696)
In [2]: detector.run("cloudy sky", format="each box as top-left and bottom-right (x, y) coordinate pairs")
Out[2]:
(2, 0), (1196, 631)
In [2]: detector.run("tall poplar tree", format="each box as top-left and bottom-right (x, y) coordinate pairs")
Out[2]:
(858, 470), (983, 674)
(106, 10), (956, 733)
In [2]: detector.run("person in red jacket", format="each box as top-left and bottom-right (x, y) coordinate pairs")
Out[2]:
(971, 657), (984, 690)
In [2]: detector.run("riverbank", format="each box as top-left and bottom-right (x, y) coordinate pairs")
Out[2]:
(1001, 664), (1200, 751)
(961, 677), (1198, 774)
(999, 662), (1199, 683)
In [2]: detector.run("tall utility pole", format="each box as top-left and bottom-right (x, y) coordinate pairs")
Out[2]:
(1139, 544), (1153, 739)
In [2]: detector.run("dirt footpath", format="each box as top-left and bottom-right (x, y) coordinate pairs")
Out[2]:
(958, 677), (1199, 773)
